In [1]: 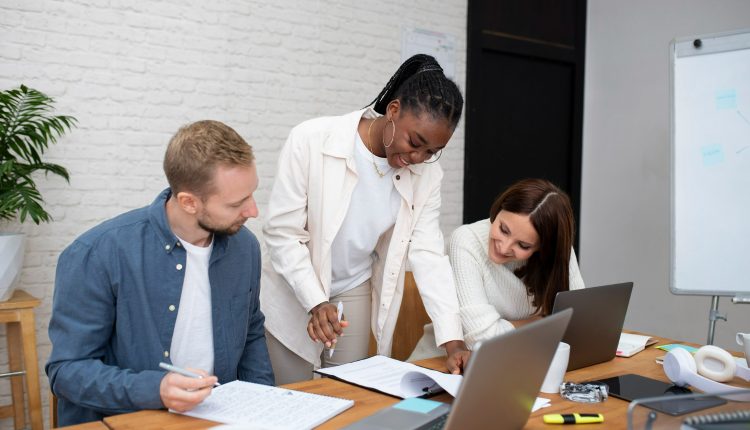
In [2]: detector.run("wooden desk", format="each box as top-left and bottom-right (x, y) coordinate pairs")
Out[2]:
(57, 421), (109, 430)
(90, 334), (750, 429)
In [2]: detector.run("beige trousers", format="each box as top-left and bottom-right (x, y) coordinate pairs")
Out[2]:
(266, 280), (372, 385)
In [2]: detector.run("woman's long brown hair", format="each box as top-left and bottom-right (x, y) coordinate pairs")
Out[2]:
(489, 179), (575, 316)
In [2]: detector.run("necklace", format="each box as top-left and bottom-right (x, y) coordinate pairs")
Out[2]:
(366, 117), (387, 178)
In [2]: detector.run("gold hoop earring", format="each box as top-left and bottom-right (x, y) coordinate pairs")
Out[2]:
(383, 119), (395, 148)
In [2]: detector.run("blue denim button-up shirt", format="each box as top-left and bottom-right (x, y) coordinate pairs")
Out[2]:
(46, 189), (274, 426)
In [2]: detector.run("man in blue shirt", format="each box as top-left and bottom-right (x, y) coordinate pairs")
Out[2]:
(46, 120), (274, 426)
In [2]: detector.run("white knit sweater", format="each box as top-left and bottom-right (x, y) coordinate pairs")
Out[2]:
(453, 218), (585, 349)
(409, 218), (585, 360)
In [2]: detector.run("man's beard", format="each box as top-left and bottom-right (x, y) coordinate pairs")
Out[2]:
(198, 218), (245, 236)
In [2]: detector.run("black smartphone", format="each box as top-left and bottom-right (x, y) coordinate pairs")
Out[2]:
(590, 374), (727, 416)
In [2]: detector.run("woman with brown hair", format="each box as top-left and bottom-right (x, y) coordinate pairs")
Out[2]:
(411, 178), (584, 358)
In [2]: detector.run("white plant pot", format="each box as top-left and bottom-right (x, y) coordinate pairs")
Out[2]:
(0, 233), (25, 301)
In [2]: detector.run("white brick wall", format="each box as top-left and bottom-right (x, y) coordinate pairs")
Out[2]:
(0, 1), (467, 427)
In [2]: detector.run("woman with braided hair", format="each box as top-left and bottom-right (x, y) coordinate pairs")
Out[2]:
(261, 54), (470, 384)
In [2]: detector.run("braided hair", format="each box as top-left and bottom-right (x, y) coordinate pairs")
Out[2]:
(368, 54), (463, 129)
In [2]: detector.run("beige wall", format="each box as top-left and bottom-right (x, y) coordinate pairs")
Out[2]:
(581, 1), (750, 350)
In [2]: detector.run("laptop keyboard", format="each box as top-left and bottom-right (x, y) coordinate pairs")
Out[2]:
(427, 413), (449, 430)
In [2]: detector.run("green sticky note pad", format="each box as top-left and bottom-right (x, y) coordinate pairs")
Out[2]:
(656, 344), (699, 353)
(393, 398), (443, 414)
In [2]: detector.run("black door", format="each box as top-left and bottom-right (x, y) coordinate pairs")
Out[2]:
(464, 1), (586, 247)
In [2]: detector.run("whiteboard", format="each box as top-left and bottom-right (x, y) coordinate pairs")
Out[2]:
(401, 28), (457, 80)
(671, 29), (750, 297)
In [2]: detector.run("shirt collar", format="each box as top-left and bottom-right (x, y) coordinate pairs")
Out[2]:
(148, 188), (228, 255)
(321, 108), (425, 176)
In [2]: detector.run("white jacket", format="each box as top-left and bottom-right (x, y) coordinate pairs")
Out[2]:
(260, 108), (463, 366)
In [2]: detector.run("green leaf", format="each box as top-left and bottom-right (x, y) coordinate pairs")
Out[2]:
(0, 85), (77, 224)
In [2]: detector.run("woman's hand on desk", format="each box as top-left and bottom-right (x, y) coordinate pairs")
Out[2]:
(510, 315), (542, 328)
(443, 340), (471, 375)
(159, 368), (217, 412)
(308, 301), (349, 347)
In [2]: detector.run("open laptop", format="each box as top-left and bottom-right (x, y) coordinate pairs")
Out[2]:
(551, 282), (633, 370)
(343, 308), (573, 430)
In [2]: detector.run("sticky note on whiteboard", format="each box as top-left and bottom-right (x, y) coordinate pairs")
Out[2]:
(702, 144), (725, 166)
(716, 89), (737, 110)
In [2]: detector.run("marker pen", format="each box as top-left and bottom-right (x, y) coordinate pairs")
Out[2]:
(543, 413), (604, 424)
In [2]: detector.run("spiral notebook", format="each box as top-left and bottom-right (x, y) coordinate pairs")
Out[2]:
(681, 409), (750, 430)
(174, 380), (353, 430)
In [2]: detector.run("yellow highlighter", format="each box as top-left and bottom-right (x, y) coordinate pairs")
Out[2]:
(543, 413), (604, 424)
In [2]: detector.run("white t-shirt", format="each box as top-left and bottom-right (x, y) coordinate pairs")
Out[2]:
(330, 133), (400, 296)
(170, 235), (215, 374)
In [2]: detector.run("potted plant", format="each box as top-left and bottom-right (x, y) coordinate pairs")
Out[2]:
(0, 85), (77, 300)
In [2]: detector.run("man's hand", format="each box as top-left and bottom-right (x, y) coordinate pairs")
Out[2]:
(442, 340), (471, 375)
(307, 301), (349, 347)
(160, 368), (218, 412)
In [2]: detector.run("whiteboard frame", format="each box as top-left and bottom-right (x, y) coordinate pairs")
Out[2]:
(670, 28), (750, 297)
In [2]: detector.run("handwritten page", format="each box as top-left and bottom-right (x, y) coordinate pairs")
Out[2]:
(175, 380), (353, 430)
(316, 355), (462, 398)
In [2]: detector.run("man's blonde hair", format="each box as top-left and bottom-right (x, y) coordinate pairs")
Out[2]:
(164, 120), (254, 197)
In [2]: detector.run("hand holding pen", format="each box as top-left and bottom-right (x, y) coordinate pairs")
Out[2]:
(159, 362), (220, 387)
(159, 362), (219, 412)
(329, 301), (344, 358)
(307, 300), (348, 348)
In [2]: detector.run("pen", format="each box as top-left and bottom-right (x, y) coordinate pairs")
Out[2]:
(421, 382), (443, 396)
(329, 301), (344, 358)
(543, 413), (604, 424)
(159, 362), (221, 387)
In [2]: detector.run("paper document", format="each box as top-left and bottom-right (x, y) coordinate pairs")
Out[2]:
(532, 397), (551, 412)
(316, 355), (462, 398)
(175, 380), (353, 430)
(616, 333), (658, 357)
(317, 356), (551, 412)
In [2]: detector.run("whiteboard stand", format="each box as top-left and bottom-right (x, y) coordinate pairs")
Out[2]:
(707, 296), (727, 345)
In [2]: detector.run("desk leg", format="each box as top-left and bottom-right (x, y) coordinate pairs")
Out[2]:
(6, 321), (25, 430)
(20, 309), (42, 430)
